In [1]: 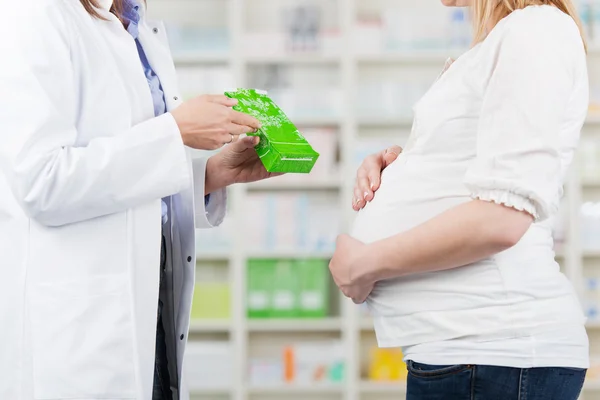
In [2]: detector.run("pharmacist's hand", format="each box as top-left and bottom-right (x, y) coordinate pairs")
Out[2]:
(353, 145), (403, 211)
(330, 234), (375, 304)
(171, 95), (261, 150)
(205, 135), (282, 194)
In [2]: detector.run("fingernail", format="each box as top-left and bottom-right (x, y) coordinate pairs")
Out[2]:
(363, 192), (369, 200)
(370, 183), (375, 190)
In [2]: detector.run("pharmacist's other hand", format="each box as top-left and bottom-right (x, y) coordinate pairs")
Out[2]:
(329, 234), (375, 304)
(205, 135), (282, 194)
(171, 94), (261, 151)
(353, 145), (403, 211)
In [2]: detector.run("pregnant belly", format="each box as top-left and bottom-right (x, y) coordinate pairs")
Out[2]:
(350, 155), (471, 244)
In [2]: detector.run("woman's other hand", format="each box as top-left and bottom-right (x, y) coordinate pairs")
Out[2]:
(171, 95), (261, 150)
(204, 135), (281, 194)
(353, 145), (402, 211)
(329, 234), (376, 304)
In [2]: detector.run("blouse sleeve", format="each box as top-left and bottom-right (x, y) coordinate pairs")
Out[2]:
(463, 13), (578, 222)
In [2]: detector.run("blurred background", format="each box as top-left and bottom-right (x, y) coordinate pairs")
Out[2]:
(145, 0), (600, 399)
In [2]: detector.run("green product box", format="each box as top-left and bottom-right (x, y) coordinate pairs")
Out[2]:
(296, 259), (330, 318)
(269, 259), (299, 318)
(191, 282), (231, 320)
(224, 88), (320, 174)
(247, 259), (275, 318)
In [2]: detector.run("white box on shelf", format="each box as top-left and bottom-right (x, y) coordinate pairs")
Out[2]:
(244, 32), (287, 57)
(353, 19), (384, 55)
(184, 341), (233, 391)
(248, 359), (283, 386)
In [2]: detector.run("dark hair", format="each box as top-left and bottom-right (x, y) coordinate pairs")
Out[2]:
(79, 0), (130, 21)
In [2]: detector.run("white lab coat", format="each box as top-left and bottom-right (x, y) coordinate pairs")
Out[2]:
(0, 1), (226, 399)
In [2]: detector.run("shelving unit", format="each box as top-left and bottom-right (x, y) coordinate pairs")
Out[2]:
(148, 1), (600, 399)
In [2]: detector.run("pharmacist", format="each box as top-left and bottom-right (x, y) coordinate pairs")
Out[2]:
(0, 1), (276, 400)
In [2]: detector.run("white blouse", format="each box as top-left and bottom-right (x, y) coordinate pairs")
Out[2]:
(351, 5), (590, 368)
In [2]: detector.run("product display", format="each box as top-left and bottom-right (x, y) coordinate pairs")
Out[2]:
(368, 347), (408, 382)
(581, 138), (600, 181)
(247, 259), (330, 319)
(353, 7), (471, 53)
(581, 202), (600, 251)
(225, 88), (320, 174)
(166, 24), (230, 57)
(248, 341), (345, 386)
(185, 341), (233, 390)
(244, 192), (340, 252)
(190, 282), (231, 320)
(248, 65), (343, 120)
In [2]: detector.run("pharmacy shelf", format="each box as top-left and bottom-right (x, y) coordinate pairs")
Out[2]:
(247, 318), (342, 332)
(189, 320), (232, 333)
(190, 388), (233, 396)
(586, 321), (600, 329)
(583, 178), (600, 188)
(247, 178), (342, 191)
(245, 249), (334, 259)
(247, 384), (345, 394)
(359, 381), (407, 394)
(245, 53), (341, 65)
(583, 250), (600, 258)
(173, 53), (230, 65)
(358, 116), (415, 127)
(294, 116), (343, 126)
(356, 49), (466, 63)
(159, 2), (600, 400)
(360, 318), (375, 331)
(196, 251), (231, 261)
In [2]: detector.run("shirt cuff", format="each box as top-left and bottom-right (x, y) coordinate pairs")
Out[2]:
(192, 157), (227, 229)
(471, 189), (540, 221)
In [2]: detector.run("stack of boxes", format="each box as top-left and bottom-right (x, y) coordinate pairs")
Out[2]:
(247, 259), (330, 319)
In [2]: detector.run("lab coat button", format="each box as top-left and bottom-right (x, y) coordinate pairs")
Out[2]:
(187, 256), (192, 262)
(152, 27), (159, 34)
(173, 96), (179, 101)
(180, 334), (184, 340)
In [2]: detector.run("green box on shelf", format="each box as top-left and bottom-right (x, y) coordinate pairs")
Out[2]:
(269, 259), (300, 318)
(191, 282), (231, 320)
(247, 259), (275, 318)
(224, 88), (320, 174)
(296, 259), (330, 318)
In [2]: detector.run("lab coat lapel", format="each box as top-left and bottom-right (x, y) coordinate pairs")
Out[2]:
(137, 20), (183, 112)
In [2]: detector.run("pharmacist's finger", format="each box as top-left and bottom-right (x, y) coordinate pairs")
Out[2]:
(382, 145), (402, 167)
(220, 132), (238, 145)
(204, 94), (237, 107)
(228, 123), (255, 136)
(230, 110), (261, 130)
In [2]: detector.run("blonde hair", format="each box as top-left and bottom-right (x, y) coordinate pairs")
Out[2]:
(472, 0), (588, 52)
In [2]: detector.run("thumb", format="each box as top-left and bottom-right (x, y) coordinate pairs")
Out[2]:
(233, 134), (260, 150)
(382, 145), (402, 167)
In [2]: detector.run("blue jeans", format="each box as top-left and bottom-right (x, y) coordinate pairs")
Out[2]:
(406, 360), (586, 400)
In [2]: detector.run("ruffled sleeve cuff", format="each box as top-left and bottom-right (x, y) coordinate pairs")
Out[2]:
(470, 189), (541, 221)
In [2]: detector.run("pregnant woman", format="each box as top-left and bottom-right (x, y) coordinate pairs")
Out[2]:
(329, 0), (589, 399)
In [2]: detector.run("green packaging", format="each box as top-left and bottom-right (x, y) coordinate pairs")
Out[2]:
(224, 88), (320, 174)
(190, 282), (231, 320)
(247, 259), (274, 318)
(296, 259), (329, 318)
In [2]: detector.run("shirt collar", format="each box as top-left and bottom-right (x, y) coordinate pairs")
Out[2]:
(121, 0), (142, 39)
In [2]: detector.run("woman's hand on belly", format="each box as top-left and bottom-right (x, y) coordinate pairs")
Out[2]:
(353, 145), (402, 211)
(330, 235), (378, 304)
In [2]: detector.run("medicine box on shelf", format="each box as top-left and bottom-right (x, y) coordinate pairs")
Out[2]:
(247, 258), (330, 319)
